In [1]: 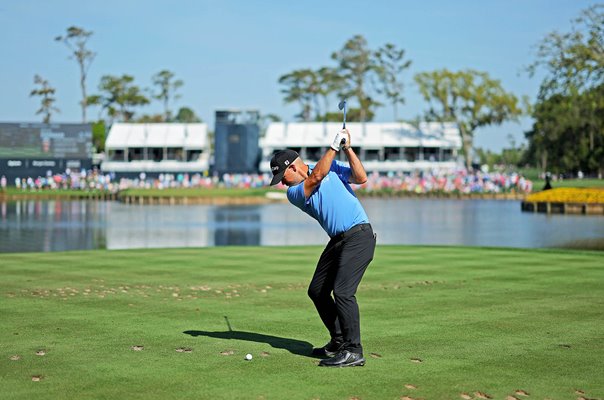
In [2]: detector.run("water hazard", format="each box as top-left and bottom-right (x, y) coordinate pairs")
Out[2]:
(1, 199), (603, 252)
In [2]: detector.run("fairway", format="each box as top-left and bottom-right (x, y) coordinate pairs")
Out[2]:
(1, 246), (603, 400)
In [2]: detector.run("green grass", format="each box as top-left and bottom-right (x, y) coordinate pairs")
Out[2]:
(516, 167), (542, 181)
(531, 178), (603, 189)
(517, 167), (603, 189)
(118, 187), (275, 198)
(1, 246), (603, 400)
(0, 187), (277, 199)
(3, 179), (602, 202)
(1, 188), (110, 198)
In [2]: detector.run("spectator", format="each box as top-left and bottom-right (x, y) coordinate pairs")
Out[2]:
(9, 168), (533, 194)
(543, 172), (552, 191)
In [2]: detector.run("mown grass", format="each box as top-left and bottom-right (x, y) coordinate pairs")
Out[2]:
(531, 179), (603, 190)
(0, 187), (278, 199)
(3, 178), (602, 201)
(118, 187), (275, 198)
(1, 246), (603, 400)
(0, 188), (110, 198)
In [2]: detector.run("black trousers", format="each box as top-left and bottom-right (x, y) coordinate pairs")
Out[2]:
(307, 223), (376, 354)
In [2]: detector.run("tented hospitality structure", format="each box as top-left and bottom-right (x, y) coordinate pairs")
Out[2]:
(259, 122), (462, 173)
(102, 123), (210, 176)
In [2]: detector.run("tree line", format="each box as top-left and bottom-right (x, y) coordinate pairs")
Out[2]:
(525, 4), (603, 177)
(277, 5), (603, 176)
(30, 26), (201, 150)
(30, 5), (603, 175)
(278, 35), (523, 170)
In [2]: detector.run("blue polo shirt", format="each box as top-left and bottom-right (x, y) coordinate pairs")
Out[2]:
(287, 160), (369, 238)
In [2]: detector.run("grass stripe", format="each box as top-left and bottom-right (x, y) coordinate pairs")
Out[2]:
(1, 246), (602, 399)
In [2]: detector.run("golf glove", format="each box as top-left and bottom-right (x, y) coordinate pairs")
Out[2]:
(331, 130), (347, 151)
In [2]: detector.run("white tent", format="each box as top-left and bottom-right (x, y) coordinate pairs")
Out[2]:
(260, 122), (462, 173)
(102, 123), (210, 174)
(105, 123), (208, 149)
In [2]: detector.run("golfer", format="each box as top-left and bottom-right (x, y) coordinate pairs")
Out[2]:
(269, 129), (376, 367)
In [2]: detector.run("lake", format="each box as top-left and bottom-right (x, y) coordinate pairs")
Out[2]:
(1, 199), (603, 253)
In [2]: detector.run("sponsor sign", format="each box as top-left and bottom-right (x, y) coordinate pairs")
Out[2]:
(0, 122), (92, 159)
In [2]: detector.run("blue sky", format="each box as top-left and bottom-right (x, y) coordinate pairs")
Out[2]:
(0, 0), (597, 151)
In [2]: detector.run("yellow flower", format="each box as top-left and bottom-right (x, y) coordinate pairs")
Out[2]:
(525, 188), (604, 204)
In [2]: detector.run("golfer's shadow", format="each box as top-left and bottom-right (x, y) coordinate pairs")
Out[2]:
(183, 330), (320, 359)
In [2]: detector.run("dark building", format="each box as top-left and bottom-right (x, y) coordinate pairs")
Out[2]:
(213, 206), (261, 246)
(0, 122), (92, 184)
(213, 110), (260, 175)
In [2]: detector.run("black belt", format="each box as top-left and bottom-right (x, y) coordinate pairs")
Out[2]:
(331, 223), (372, 242)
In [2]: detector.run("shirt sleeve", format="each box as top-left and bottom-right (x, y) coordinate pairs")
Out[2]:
(287, 182), (307, 207)
(330, 160), (352, 183)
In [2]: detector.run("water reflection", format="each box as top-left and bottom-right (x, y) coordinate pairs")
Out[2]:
(1, 199), (603, 253)
(0, 200), (106, 252)
(361, 198), (604, 248)
(105, 203), (211, 249)
(214, 206), (261, 246)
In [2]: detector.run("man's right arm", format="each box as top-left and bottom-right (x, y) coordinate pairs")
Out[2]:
(303, 149), (337, 199)
(303, 131), (345, 198)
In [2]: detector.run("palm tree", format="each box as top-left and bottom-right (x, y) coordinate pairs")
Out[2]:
(30, 75), (59, 123)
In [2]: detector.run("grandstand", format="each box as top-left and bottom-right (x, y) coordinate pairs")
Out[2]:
(4, 120), (463, 182)
(101, 123), (210, 177)
(259, 121), (462, 173)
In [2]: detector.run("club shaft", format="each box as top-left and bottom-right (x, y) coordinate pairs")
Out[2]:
(224, 316), (233, 332)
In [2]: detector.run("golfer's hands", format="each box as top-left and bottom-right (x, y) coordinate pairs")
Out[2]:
(341, 129), (351, 150)
(331, 130), (347, 151)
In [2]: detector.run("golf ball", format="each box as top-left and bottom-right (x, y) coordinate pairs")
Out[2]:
(245, 353), (253, 360)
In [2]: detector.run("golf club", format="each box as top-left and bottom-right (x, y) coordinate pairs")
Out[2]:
(224, 315), (233, 332)
(338, 99), (347, 129)
(338, 99), (348, 147)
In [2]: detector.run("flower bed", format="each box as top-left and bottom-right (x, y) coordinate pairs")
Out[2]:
(525, 188), (604, 204)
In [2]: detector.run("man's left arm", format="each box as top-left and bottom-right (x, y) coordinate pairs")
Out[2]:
(341, 131), (367, 184)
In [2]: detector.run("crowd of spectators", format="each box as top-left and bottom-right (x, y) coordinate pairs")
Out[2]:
(2, 167), (533, 194)
(361, 169), (533, 194)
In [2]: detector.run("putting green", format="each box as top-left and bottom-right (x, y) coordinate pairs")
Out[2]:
(1, 246), (602, 399)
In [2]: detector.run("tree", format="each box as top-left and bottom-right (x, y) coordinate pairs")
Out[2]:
(91, 120), (106, 152)
(258, 113), (282, 137)
(55, 26), (96, 123)
(331, 35), (380, 122)
(322, 107), (375, 123)
(259, 113), (281, 125)
(475, 147), (502, 168)
(414, 69), (523, 170)
(30, 75), (59, 123)
(90, 74), (149, 122)
(135, 114), (164, 123)
(278, 66), (347, 122)
(500, 134), (527, 167)
(278, 69), (318, 121)
(151, 70), (183, 122)
(526, 4), (604, 176)
(528, 4), (603, 98)
(525, 85), (604, 175)
(315, 66), (345, 121)
(174, 107), (202, 123)
(277, 37), (412, 122)
(85, 94), (104, 121)
(374, 43), (412, 120)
